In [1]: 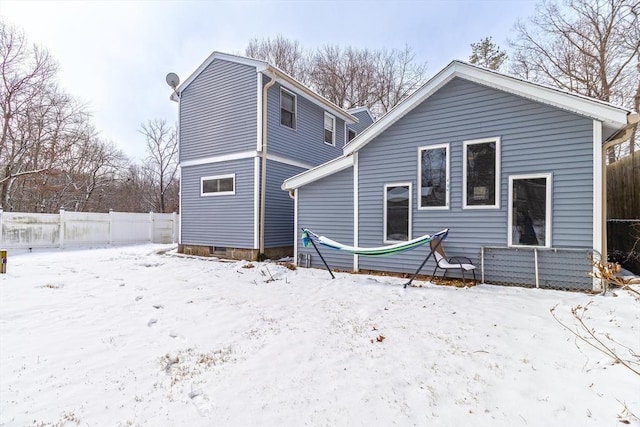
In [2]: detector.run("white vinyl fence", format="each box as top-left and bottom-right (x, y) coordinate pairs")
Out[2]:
(0, 209), (179, 249)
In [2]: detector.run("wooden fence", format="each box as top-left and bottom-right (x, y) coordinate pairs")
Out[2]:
(0, 209), (179, 249)
(607, 151), (640, 219)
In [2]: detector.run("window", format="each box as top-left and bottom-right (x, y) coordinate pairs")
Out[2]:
(463, 137), (500, 208)
(384, 183), (411, 242)
(201, 174), (235, 196)
(280, 88), (296, 129)
(324, 113), (335, 145)
(348, 129), (357, 142)
(508, 174), (552, 247)
(418, 144), (449, 209)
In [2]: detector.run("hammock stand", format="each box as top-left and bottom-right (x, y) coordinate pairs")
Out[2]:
(301, 228), (449, 288)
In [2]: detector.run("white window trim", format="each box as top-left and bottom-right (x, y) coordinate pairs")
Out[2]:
(201, 173), (236, 196)
(383, 182), (412, 244)
(462, 137), (501, 209)
(280, 87), (297, 130)
(347, 128), (357, 143)
(507, 173), (552, 248)
(417, 143), (450, 210)
(324, 112), (336, 146)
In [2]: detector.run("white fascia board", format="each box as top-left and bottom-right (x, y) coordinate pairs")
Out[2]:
(269, 68), (358, 125)
(344, 60), (631, 156)
(176, 51), (268, 96)
(282, 155), (354, 190)
(344, 66), (455, 155)
(456, 62), (630, 129)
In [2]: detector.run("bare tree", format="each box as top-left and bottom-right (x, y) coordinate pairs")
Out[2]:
(509, 0), (640, 158)
(0, 21), (58, 208)
(469, 37), (508, 70)
(373, 45), (428, 115)
(245, 36), (428, 117)
(140, 119), (178, 213)
(246, 35), (310, 84)
(310, 45), (378, 110)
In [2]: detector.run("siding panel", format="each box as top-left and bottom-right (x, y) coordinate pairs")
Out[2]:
(179, 59), (257, 162)
(265, 161), (306, 248)
(266, 80), (345, 166)
(181, 159), (255, 248)
(298, 167), (354, 271)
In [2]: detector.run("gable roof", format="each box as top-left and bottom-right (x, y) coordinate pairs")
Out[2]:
(283, 60), (636, 191)
(173, 51), (357, 124)
(348, 106), (376, 123)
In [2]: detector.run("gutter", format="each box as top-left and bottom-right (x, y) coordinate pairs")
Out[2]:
(259, 72), (277, 256)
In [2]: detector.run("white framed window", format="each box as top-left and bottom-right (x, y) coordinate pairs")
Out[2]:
(508, 173), (552, 248)
(418, 143), (449, 209)
(384, 183), (412, 243)
(280, 88), (296, 129)
(463, 137), (501, 209)
(347, 128), (357, 142)
(324, 112), (335, 146)
(201, 174), (235, 196)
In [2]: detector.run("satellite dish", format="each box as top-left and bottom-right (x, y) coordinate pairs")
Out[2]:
(166, 72), (180, 90)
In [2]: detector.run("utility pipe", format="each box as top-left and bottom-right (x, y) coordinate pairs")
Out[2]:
(259, 72), (277, 257)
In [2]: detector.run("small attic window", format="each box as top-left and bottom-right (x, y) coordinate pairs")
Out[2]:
(348, 129), (357, 142)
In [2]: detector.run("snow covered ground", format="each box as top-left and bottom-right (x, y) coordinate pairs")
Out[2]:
(1, 244), (638, 427)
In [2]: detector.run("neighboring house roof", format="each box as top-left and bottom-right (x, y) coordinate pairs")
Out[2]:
(283, 60), (637, 191)
(347, 106), (376, 123)
(173, 51), (358, 124)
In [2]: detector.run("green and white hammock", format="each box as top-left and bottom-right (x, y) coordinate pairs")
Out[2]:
(300, 227), (449, 287)
(301, 228), (449, 257)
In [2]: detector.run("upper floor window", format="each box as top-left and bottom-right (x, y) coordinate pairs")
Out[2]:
(463, 137), (501, 209)
(418, 143), (449, 209)
(280, 88), (296, 129)
(201, 174), (235, 196)
(348, 129), (357, 142)
(324, 113), (335, 146)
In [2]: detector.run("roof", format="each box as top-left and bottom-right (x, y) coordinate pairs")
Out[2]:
(347, 106), (376, 123)
(173, 51), (357, 124)
(283, 60), (636, 191)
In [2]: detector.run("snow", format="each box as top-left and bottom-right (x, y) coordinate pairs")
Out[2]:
(1, 244), (638, 426)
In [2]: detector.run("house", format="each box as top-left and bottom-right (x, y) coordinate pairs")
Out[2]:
(171, 52), (375, 260)
(282, 61), (638, 291)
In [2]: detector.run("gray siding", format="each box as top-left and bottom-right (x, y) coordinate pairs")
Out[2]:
(353, 77), (594, 278)
(348, 110), (375, 134)
(181, 159), (255, 248)
(180, 59), (257, 162)
(266, 80), (345, 166)
(265, 161), (305, 248)
(298, 167), (354, 271)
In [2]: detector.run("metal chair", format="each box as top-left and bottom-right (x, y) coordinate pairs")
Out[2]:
(430, 236), (477, 285)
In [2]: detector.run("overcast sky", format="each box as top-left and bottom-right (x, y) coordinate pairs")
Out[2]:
(1, 0), (538, 161)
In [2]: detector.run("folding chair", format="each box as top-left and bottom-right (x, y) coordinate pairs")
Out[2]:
(430, 236), (477, 286)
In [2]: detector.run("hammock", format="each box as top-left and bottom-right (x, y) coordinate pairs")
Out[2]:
(300, 227), (450, 288)
(301, 228), (449, 257)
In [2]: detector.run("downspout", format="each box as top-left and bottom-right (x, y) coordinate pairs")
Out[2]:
(260, 71), (277, 257)
(600, 112), (640, 262)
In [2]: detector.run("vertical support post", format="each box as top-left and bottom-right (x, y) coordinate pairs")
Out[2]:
(149, 211), (154, 243)
(534, 247), (539, 288)
(59, 207), (65, 249)
(109, 209), (114, 245)
(481, 246), (485, 284)
(172, 212), (178, 243)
